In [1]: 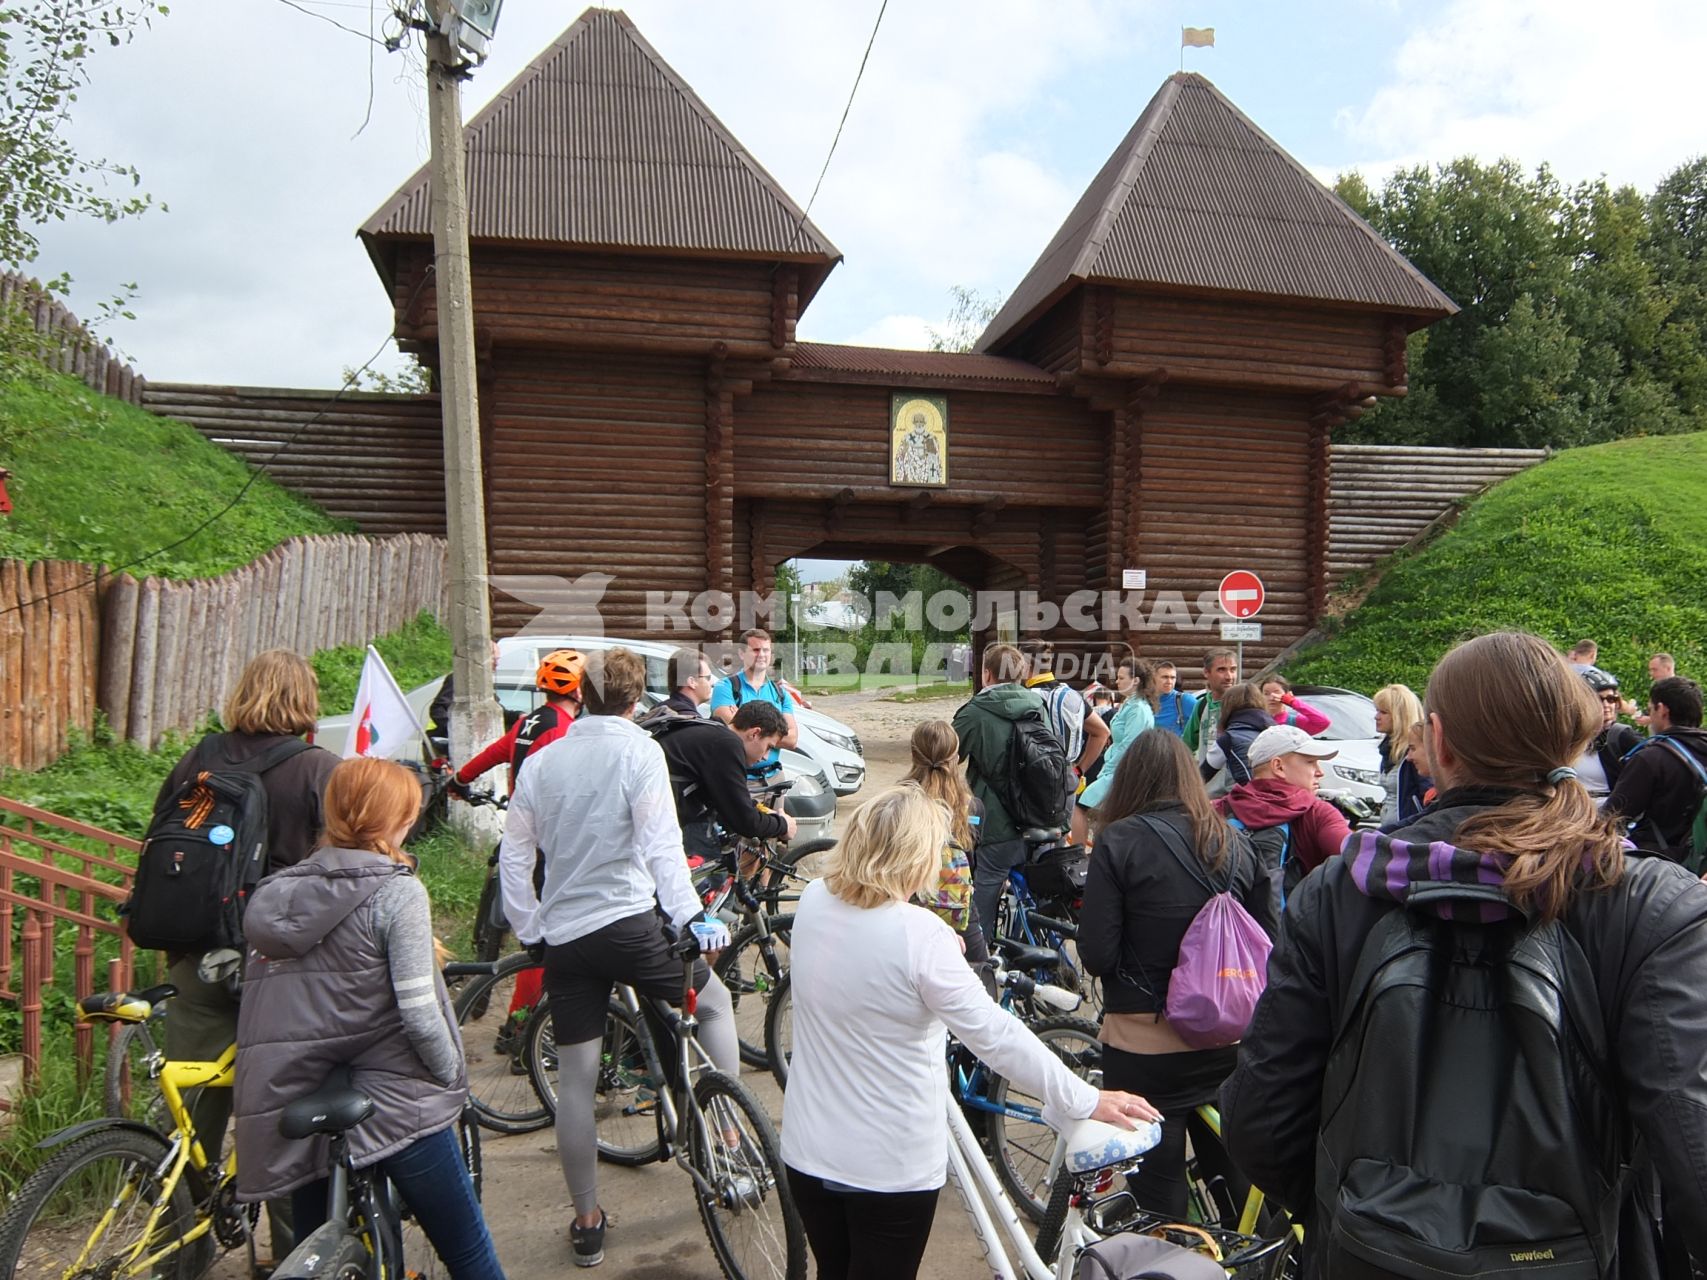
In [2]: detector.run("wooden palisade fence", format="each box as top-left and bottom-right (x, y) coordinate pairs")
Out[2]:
(0, 796), (146, 1092)
(0, 532), (448, 769)
(0, 271), (147, 405)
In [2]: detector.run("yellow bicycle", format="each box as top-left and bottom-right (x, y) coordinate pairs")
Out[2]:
(0, 983), (254, 1280)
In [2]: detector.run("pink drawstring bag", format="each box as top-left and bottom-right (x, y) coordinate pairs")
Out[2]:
(1147, 818), (1273, 1049)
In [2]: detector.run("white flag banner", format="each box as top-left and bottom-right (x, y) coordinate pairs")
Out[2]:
(347, 646), (426, 760)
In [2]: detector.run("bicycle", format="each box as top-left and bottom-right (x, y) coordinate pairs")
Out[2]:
(1183, 1104), (1300, 1274)
(0, 984), (254, 1280)
(948, 1093), (1294, 1280)
(449, 954), (552, 1135)
(264, 1070), (484, 1280)
(528, 940), (806, 1280)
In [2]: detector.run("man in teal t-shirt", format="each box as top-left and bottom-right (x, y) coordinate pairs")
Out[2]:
(710, 628), (798, 774)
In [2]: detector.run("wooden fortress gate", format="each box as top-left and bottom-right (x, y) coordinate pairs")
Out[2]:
(358, 8), (1455, 672)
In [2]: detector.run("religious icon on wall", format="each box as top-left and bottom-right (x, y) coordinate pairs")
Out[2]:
(889, 394), (948, 487)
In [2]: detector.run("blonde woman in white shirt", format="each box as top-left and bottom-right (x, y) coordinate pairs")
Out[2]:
(781, 784), (1161, 1280)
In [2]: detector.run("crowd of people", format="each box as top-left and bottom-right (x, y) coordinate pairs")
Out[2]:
(140, 622), (1707, 1280)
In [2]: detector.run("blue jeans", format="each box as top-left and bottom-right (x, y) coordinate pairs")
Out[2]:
(291, 1125), (504, 1280)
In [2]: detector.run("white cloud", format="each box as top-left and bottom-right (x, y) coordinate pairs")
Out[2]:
(831, 314), (937, 350)
(1332, 0), (1707, 191)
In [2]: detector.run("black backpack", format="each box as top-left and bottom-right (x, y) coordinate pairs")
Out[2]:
(1002, 707), (1073, 831)
(1317, 881), (1629, 1278)
(126, 735), (310, 954)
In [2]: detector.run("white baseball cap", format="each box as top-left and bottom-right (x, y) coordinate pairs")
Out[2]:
(1248, 724), (1338, 769)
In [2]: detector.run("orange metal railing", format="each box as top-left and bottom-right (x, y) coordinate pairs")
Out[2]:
(0, 795), (144, 1093)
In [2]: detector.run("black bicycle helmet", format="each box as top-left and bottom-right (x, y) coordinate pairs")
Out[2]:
(1579, 664), (1620, 693)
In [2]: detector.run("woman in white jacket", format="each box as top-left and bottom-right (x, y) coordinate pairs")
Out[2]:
(781, 784), (1160, 1280)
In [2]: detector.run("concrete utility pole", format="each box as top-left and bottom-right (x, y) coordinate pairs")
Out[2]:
(423, 5), (502, 822)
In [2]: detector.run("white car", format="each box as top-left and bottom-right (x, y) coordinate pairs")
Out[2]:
(1289, 685), (1387, 807)
(496, 633), (867, 796)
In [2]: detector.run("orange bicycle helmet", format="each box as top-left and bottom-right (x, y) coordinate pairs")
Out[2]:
(536, 649), (586, 697)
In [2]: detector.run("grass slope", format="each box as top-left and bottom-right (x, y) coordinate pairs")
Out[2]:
(1285, 434), (1707, 694)
(0, 371), (348, 576)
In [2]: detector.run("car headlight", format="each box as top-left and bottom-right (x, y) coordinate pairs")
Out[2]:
(813, 728), (859, 755)
(834, 763), (864, 785)
(784, 770), (825, 798)
(1333, 765), (1381, 787)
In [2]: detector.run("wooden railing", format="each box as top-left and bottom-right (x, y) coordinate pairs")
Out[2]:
(0, 797), (144, 1093)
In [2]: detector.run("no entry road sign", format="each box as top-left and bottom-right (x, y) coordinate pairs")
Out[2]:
(1218, 570), (1266, 619)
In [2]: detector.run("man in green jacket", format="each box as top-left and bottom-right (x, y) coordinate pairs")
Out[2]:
(1183, 647), (1240, 770)
(953, 643), (1047, 947)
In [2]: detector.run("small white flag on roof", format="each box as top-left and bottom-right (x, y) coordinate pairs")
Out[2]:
(1182, 26), (1215, 48)
(346, 646), (426, 760)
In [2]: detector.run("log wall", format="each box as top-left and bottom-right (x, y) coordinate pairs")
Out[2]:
(485, 350), (711, 636)
(0, 562), (100, 772)
(388, 244), (786, 355)
(0, 534), (447, 766)
(1327, 443), (1548, 583)
(0, 271), (147, 404)
(141, 385), (447, 535)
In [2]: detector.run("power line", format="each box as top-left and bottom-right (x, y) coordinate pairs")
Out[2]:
(0, 272), (436, 619)
(785, 0), (888, 252)
(273, 0), (391, 46)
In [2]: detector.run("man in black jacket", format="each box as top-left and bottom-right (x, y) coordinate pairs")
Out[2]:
(1607, 676), (1707, 858)
(643, 648), (795, 859)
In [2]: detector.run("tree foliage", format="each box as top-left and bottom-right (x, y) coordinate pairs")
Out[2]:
(1336, 156), (1707, 448)
(0, 1), (167, 273)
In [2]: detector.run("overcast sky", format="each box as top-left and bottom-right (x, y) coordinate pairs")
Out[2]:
(25, 0), (1706, 392)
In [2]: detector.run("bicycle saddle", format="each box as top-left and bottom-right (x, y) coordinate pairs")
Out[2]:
(78, 984), (178, 1023)
(280, 1071), (375, 1140)
(995, 940), (1062, 974)
(1020, 828), (1060, 846)
(1061, 1116), (1162, 1175)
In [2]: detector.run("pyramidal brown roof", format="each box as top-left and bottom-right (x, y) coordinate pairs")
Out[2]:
(976, 73), (1457, 354)
(360, 7), (840, 298)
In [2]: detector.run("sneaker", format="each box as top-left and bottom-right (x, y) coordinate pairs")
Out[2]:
(570, 1210), (606, 1268)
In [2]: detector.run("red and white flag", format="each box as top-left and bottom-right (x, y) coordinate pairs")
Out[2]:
(347, 646), (425, 759)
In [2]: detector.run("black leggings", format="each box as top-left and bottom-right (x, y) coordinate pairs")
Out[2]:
(786, 1168), (940, 1280)
(1099, 1042), (1244, 1221)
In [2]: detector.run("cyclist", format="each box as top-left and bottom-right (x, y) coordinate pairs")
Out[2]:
(498, 647), (738, 1269)
(450, 649), (585, 795)
(782, 784), (1159, 1280)
(235, 757), (504, 1280)
(1573, 665), (1640, 802)
(641, 646), (796, 861)
(901, 720), (992, 982)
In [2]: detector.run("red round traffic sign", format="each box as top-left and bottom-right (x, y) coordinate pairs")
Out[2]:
(1218, 570), (1266, 619)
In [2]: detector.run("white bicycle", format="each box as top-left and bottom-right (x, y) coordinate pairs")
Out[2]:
(946, 1101), (1294, 1279)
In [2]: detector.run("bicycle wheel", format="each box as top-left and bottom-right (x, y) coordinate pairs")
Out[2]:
(0, 1127), (209, 1280)
(103, 1021), (174, 1129)
(984, 1015), (1102, 1222)
(454, 955), (551, 1135)
(522, 995), (664, 1166)
(763, 973), (792, 1091)
(714, 914), (793, 1069)
(689, 1070), (806, 1280)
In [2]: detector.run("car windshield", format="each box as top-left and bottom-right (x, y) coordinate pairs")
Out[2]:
(1297, 689), (1379, 740)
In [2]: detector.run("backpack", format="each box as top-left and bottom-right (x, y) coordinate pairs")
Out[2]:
(1145, 817), (1271, 1049)
(126, 735), (311, 953)
(1224, 815), (1296, 912)
(640, 705), (721, 815)
(1648, 735), (1707, 872)
(1002, 706), (1074, 831)
(1033, 679), (1087, 761)
(1316, 881), (1628, 1278)
(724, 673), (784, 708)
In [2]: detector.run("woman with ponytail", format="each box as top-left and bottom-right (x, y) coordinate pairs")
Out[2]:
(903, 720), (993, 974)
(234, 757), (505, 1280)
(1222, 632), (1707, 1275)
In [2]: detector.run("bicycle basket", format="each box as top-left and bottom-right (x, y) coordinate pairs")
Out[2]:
(1024, 844), (1089, 901)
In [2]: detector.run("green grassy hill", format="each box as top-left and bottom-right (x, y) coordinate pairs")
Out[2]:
(0, 371), (347, 576)
(1285, 433), (1707, 694)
